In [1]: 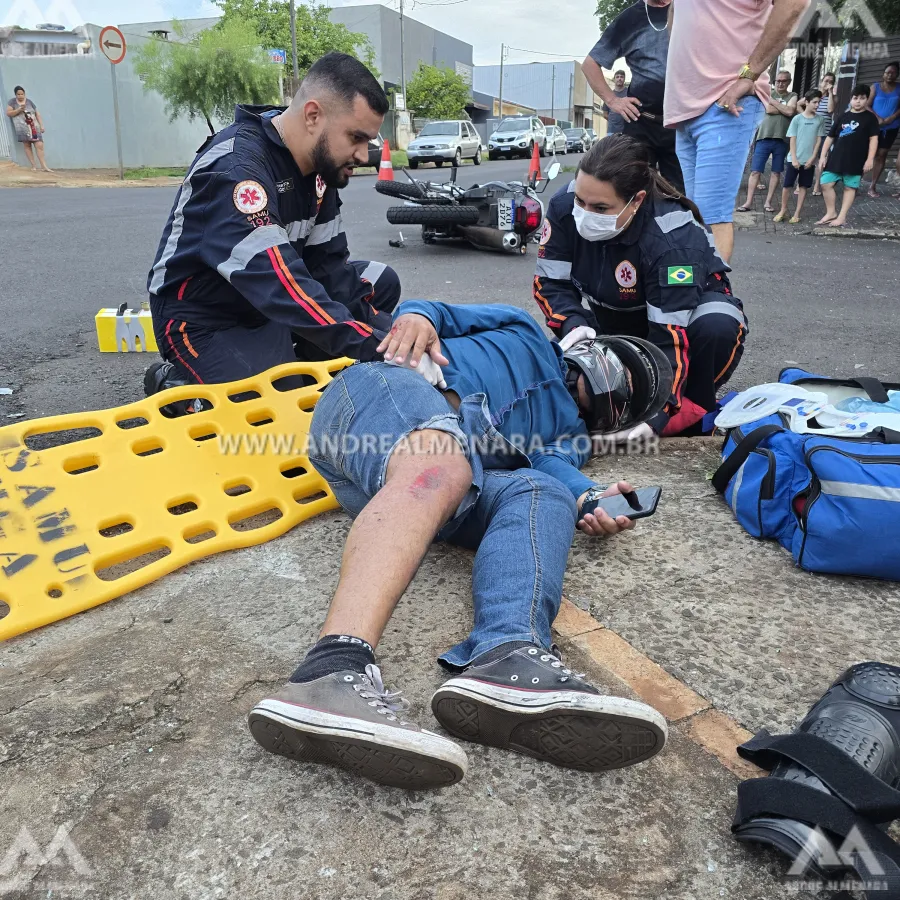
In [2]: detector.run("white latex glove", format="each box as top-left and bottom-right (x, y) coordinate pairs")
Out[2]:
(559, 325), (597, 352)
(385, 353), (447, 389)
(605, 422), (655, 444)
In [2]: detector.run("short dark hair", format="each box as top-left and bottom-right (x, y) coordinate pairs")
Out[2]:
(805, 89), (823, 103)
(886, 61), (900, 73)
(13, 85), (24, 94)
(823, 72), (836, 80)
(301, 52), (388, 116)
(852, 83), (870, 98)
(614, 69), (626, 77)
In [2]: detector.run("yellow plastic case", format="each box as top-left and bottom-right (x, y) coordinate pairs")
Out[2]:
(0, 359), (352, 641)
(95, 304), (158, 353)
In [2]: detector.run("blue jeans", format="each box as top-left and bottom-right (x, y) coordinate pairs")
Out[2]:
(308, 362), (578, 669)
(675, 96), (764, 225)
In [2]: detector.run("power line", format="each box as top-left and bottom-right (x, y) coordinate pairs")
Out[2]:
(505, 45), (582, 59)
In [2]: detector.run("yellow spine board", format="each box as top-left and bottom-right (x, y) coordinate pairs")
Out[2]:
(0, 359), (352, 640)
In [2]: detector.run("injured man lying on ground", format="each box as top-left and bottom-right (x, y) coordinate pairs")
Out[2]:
(248, 300), (674, 789)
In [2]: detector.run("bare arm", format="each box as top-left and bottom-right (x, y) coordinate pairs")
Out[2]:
(715, 0), (810, 117)
(827, 89), (835, 113)
(819, 136), (834, 167)
(746, 0), (811, 78)
(789, 135), (799, 166)
(583, 54), (642, 123)
(5, 104), (21, 118)
(864, 134), (878, 173)
(807, 136), (822, 167)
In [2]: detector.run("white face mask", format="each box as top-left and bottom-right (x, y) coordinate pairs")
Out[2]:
(573, 195), (637, 242)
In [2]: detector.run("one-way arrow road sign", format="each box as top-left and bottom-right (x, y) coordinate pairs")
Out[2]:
(99, 26), (127, 65)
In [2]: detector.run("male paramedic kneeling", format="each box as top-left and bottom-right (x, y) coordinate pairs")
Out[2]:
(144, 52), (403, 399)
(248, 302), (671, 789)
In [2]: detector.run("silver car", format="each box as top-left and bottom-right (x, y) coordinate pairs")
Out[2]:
(544, 125), (568, 156)
(406, 121), (483, 169)
(488, 116), (547, 160)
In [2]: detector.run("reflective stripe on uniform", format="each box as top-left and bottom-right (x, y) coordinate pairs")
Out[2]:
(217, 224), (290, 282)
(820, 481), (900, 502)
(690, 300), (745, 325)
(359, 260), (387, 283)
(655, 208), (728, 265)
(535, 258), (572, 280)
(306, 215), (344, 247)
(286, 217), (316, 241)
(646, 303), (692, 327)
(149, 138), (236, 295)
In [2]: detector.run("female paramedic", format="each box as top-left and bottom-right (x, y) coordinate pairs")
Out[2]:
(533, 134), (748, 437)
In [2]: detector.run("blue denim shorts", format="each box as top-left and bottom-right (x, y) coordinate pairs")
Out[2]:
(675, 96), (764, 225)
(308, 362), (478, 526)
(750, 137), (789, 174)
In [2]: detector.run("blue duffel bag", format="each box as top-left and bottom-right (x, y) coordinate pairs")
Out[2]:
(713, 368), (900, 580)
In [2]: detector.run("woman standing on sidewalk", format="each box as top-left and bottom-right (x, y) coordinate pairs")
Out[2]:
(865, 62), (900, 198)
(5, 86), (52, 173)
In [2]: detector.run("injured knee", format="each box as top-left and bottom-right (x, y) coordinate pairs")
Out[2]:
(386, 429), (472, 504)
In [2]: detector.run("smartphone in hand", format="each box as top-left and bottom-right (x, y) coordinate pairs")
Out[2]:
(583, 487), (662, 522)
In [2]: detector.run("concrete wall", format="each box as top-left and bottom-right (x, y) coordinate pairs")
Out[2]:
(0, 24), (221, 170)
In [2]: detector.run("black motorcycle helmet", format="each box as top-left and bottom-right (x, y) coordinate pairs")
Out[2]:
(563, 336), (673, 432)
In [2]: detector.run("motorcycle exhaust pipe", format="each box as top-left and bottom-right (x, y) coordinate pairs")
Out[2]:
(457, 226), (521, 253)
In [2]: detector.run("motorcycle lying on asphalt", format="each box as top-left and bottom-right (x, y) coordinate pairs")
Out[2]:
(375, 161), (561, 256)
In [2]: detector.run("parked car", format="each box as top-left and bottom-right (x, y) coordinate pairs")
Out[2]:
(544, 125), (567, 156)
(585, 128), (600, 146)
(488, 116), (547, 160)
(563, 127), (590, 154)
(406, 120), (482, 168)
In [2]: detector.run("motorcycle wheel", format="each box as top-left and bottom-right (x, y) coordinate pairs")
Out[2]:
(386, 205), (480, 226)
(375, 181), (428, 200)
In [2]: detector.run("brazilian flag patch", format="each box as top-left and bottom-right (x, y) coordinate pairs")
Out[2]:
(666, 266), (694, 286)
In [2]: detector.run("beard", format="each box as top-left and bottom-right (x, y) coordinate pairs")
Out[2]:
(312, 132), (352, 189)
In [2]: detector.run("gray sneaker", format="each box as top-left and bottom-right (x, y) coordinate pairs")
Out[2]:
(248, 664), (468, 789)
(431, 645), (667, 772)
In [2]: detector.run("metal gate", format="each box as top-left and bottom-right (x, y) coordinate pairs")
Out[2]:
(0, 120), (12, 160)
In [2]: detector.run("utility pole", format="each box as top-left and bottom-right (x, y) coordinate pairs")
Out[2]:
(498, 43), (505, 120)
(290, 0), (300, 95)
(551, 64), (556, 122)
(399, 0), (407, 109)
(568, 72), (574, 125)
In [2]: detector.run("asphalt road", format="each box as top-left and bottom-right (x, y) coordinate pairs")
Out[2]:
(1, 152), (899, 422)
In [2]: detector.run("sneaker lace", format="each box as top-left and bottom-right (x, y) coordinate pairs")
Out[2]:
(354, 664), (411, 723)
(540, 646), (585, 683)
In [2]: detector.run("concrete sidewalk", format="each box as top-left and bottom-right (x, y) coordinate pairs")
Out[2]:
(2, 439), (899, 899)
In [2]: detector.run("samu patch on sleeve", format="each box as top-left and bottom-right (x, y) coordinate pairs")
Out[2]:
(662, 265), (695, 286)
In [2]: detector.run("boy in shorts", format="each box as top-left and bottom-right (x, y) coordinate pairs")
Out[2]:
(817, 84), (880, 227)
(774, 89), (827, 223)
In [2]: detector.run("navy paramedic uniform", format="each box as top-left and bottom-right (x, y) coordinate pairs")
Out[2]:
(533, 185), (747, 435)
(147, 105), (400, 384)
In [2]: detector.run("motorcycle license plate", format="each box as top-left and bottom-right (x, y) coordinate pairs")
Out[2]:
(497, 198), (514, 231)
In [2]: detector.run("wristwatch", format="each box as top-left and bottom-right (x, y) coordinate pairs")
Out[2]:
(580, 485), (609, 517)
(738, 64), (759, 82)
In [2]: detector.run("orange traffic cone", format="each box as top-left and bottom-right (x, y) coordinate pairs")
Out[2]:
(378, 139), (394, 181)
(527, 141), (542, 183)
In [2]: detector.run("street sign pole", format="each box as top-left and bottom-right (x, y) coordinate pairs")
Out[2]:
(99, 26), (127, 180)
(110, 63), (124, 180)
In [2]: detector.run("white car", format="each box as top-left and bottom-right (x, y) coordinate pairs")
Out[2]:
(406, 121), (483, 169)
(488, 116), (547, 160)
(544, 125), (567, 156)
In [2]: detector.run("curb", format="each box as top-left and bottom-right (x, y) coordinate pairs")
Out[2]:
(552, 598), (763, 780)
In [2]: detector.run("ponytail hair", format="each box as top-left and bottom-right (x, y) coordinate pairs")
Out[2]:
(578, 133), (705, 226)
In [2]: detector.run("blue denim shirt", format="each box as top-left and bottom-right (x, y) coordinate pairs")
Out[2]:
(397, 301), (596, 501)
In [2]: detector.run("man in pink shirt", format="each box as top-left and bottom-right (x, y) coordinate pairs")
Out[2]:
(665, 0), (810, 262)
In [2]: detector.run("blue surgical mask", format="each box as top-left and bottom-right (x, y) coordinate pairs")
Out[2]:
(573, 195), (637, 242)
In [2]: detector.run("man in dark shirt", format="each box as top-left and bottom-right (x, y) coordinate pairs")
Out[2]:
(817, 84), (880, 227)
(602, 70), (628, 135)
(145, 52), (402, 398)
(583, 0), (683, 190)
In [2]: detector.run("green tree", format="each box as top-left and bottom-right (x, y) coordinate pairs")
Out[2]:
(594, 0), (632, 29)
(133, 18), (280, 134)
(406, 63), (470, 120)
(215, 0), (378, 78)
